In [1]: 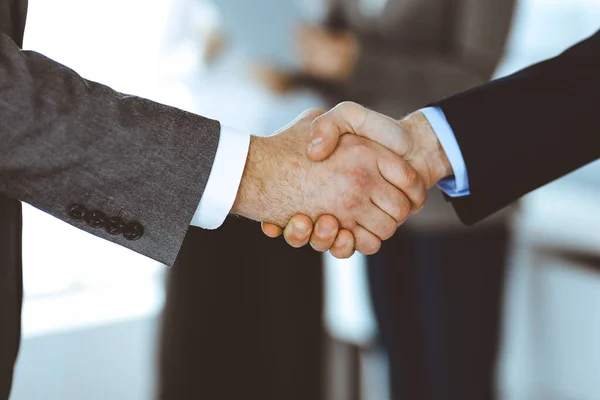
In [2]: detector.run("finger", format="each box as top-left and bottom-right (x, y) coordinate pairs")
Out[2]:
(308, 102), (409, 161)
(296, 25), (316, 49)
(307, 102), (369, 161)
(370, 183), (412, 226)
(357, 203), (399, 241)
(309, 215), (340, 252)
(262, 222), (283, 238)
(282, 214), (314, 248)
(329, 229), (355, 259)
(351, 224), (382, 256)
(296, 25), (321, 46)
(376, 154), (427, 213)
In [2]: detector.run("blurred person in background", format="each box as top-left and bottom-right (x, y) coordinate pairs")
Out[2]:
(257, 0), (516, 399)
(157, 3), (326, 400)
(158, 219), (325, 400)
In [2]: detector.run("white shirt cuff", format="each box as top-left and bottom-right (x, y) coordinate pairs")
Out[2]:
(419, 107), (470, 197)
(190, 126), (251, 229)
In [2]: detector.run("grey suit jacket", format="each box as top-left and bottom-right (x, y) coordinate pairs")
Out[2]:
(300, 0), (516, 229)
(1, 0), (221, 265)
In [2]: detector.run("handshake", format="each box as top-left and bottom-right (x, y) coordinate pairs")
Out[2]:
(232, 102), (453, 258)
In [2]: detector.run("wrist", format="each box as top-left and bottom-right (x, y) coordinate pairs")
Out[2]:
(232, 134), (306, 225)
(401, 112), (453, 188)
(232, 136), (265, 220)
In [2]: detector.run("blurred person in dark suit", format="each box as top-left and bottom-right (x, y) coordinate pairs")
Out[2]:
(158, 218), (325, 400)
(156, 4), (326, 400)
(257, 0), (516, 399)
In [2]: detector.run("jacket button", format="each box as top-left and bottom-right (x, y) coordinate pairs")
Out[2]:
(84, 210), (107, 228)
(123, 222), (144, 241)
(105, 216), (126, 235)
(67, 204), (88, 221)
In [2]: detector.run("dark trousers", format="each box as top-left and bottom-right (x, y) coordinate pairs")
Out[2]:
(0, 196), (23, 400)
(158, 217), (324, 400)
(368, 225), (509, 400)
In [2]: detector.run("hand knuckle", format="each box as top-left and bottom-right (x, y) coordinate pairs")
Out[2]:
(304, 108), (325, 120)
(311, 116), (327, 134)
(404, 164), (419, 186)
(398, 197), (412, 220)
(338, 101), (356, 111)
(338, 133), (361, 149)
(381, 222), (397, 240)
(341, 218), (357, 231)
(342, 192), (362, 211)
(415, 190), (428, 211)
(351, 167), (371, 188)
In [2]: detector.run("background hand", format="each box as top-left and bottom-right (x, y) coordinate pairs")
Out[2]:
(251, 63), (296, 94)
(296, 25), (359, 82)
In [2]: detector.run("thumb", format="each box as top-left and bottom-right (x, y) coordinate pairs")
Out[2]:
(307, 102), (409, 161)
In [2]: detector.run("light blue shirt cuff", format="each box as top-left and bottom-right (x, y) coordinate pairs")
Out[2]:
(419, 107), (470, 197)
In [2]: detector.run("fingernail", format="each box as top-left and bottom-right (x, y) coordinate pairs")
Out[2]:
(316, 224), (333, 238)
(290, 221), (309, 239)
(308, 137), (323, 154)
(335, 236), (347, 247)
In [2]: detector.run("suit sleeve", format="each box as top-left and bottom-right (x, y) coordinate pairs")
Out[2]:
(433, 30), (600, 225)
(0, 32), (222, 266)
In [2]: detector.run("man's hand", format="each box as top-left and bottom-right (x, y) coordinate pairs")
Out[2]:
(296, 25), (359, 82)
(232, 108), (427, 255)
(308, 102), (453, 187)
(262, 103), (453, 257)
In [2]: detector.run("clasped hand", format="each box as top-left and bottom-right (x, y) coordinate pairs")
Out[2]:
(232, 102), (450, 258)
